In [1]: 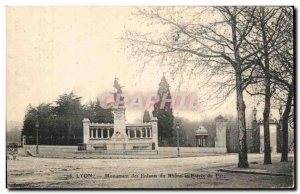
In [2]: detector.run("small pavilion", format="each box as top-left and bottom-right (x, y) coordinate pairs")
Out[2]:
(195, 126), (208, 147)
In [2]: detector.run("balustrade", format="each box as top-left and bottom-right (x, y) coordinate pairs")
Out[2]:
(89, 127), (114, 140)
(88, 125), (153, 140)
(126, 126), (152, 139)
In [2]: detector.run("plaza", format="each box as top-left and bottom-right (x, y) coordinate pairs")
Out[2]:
(7, 153), (294, 188)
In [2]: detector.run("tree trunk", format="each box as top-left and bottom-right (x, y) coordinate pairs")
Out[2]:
(260, 7), (272, 164)
(281, 85), (293, 162)
(262, 60), (272, 164)
(236, 81), (249, 168)
(231, 7), (249, 168)
(263, 86), (272, 164)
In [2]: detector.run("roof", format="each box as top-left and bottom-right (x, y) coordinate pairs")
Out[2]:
(195, 126), (208, 136)
(215, 115), (227, 122)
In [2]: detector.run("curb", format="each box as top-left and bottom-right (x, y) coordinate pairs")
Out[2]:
(26, 151), (37, 157)
(218, 168), (292, 177)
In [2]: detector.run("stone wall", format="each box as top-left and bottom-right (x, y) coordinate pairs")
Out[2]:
(18, 145), (77, 156)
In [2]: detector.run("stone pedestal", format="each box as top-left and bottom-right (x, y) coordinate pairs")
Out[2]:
(82, 118), (90, 144)
(215, 115), (227, 149)
(259, 121), (278, 153)
(107, 106), (128, 150)
(151, 117), (158, 150)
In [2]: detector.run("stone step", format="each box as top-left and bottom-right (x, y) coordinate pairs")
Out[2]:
(75, 149), (158, 155)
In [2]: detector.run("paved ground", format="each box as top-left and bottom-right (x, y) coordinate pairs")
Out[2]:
(7, 153), (294, 189)
(219, 159), (294, 176)
(37, 152), (224, 159)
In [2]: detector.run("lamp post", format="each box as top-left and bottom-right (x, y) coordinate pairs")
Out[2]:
(174, 32), (181, 157)
(35, 121), (39, 154)
(176, 121), (180, 157)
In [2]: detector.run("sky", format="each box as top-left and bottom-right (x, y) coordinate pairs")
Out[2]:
(6, 7), (275, 124)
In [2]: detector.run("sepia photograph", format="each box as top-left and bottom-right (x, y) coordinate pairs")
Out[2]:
(5, 5), (295, 189)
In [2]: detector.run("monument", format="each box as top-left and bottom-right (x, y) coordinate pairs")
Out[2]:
(82, 78), (158, 153)
(107, 78), (128, 150)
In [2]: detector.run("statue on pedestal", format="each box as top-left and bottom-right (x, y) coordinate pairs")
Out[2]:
(108, 77), (128, 148)
(113, 77), (125, 107)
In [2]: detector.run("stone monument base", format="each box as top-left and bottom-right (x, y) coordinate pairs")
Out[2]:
(106, 142), (127, 150)
(107, 131), (128, 150)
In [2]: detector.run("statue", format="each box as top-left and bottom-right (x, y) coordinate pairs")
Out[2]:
(113, 77), (124, 107)
(113, 77), (123, 94)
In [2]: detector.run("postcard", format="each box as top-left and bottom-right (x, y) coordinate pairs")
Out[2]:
(6, 6), (295, 189)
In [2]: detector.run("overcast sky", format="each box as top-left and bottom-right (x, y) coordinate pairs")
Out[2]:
(7, 7), (275, 124)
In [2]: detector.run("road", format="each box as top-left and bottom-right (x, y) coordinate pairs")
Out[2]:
(7, 153), (294, 188)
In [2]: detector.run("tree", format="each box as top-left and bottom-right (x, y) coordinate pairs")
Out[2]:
(143, 110), (151, 123)
(270, 7), (294, 162)
(83, 99), (114, 123)
(22, 103), (56, 145)
(123, 7), (259, 167)
(244, 7), (281, 164)
(94, 99), (114, 123)
(259, 7), (274, 164)
(54, 91), (84, 145)
(152, 75), (175, 146)
(22, 92), (115, 145)
(35, 103), (56, 145)
(22, 105), (37, 144)
(244, 7), (294, 162)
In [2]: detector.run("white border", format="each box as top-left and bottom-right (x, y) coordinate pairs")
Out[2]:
(1, 1), (298, 194)
(1, 0), (298, 6)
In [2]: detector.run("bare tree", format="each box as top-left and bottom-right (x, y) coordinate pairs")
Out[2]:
(246, 7), (283, 164)
(123, 7), (260, 168)
(270, 7), (294, 162)
(244, 7), (294, 162)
